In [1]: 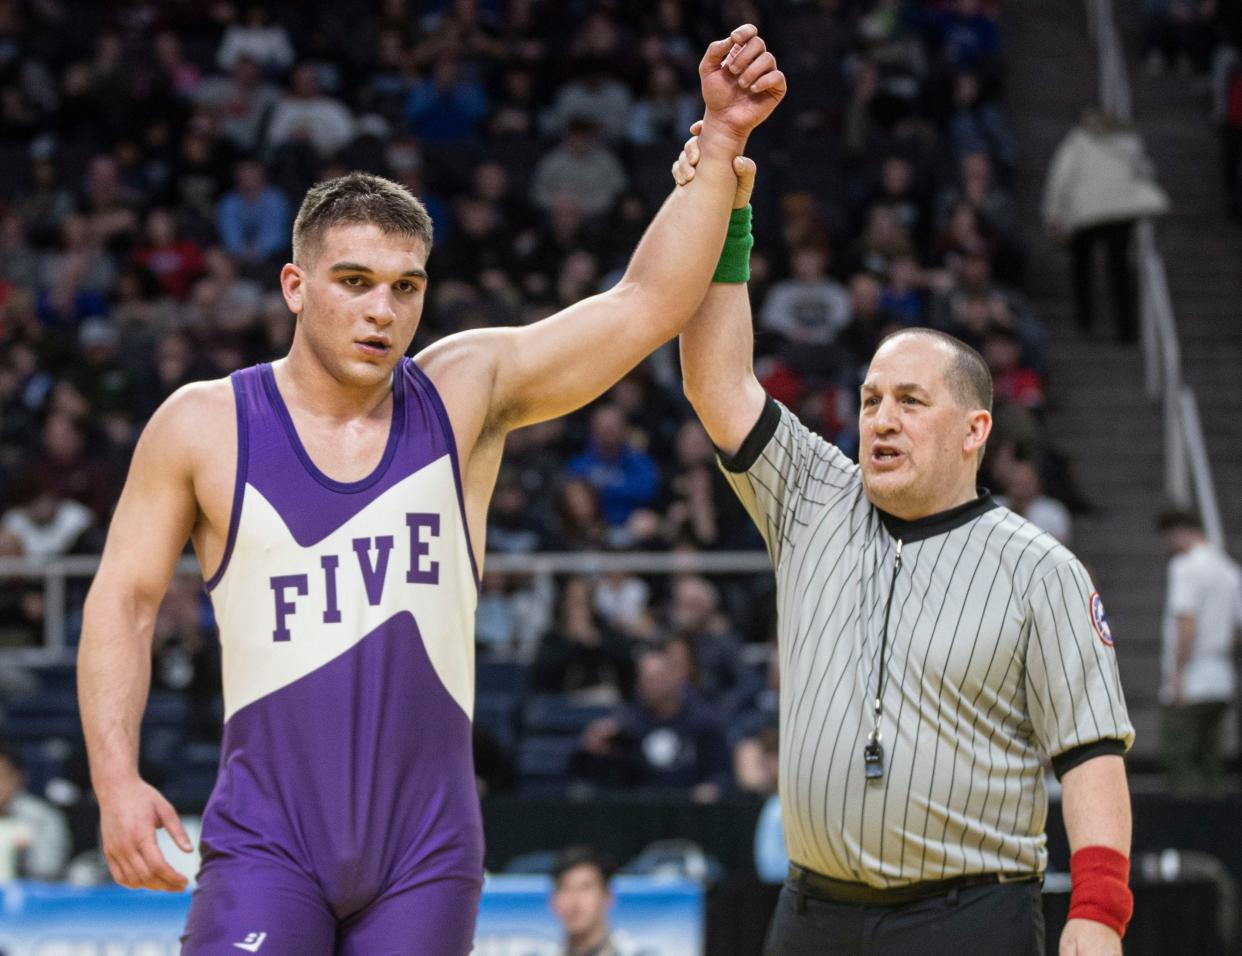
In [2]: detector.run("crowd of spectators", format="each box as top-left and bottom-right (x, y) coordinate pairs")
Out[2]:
(1199, 6), (1242, 219)
(1141, 2), (1242, 218)
(0, 0), (1089, 880)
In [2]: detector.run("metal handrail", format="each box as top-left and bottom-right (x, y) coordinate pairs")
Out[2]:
(1135, 223), (1190, 504)
(1092, 0), (1132, 122)
(0, 551), (774, 579)
(1088, 0), (1225, 548)
(1178, 388), (1226, 546)
(0, 550), (773, 665)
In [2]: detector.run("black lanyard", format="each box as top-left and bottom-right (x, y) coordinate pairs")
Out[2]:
(863, 537), (903, 781)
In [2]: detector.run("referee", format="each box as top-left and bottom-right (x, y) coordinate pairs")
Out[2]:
(675, 144), (1134, 955)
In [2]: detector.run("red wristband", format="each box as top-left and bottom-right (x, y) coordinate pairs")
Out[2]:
(1069, 846), (1133, 938)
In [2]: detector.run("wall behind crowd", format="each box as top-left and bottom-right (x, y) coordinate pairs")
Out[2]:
(0, 0), (1088, 876)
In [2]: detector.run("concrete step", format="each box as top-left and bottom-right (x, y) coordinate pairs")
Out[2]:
(1128, 710), (1160, 757)
(1005, 0), (1241, 736)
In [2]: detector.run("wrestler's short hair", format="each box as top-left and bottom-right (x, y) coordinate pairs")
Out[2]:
(292, 172), (433, 268)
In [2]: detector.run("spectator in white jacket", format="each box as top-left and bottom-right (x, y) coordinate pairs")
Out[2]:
(0, 741), (72, 881)
(531, 117), (627, 219)
(544, 66), (633, 144)
(759, 243), (852, 348)
(1, 486), (94, 562)
(1042, 108), (1170, 343)
(266, 64), (355, 159)
(216, 5), (295, 75)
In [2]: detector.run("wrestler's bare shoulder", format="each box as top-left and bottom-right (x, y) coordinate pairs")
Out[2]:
(142, 378), (237, 459)
(414, 328), (510, 442)
(134, 378), (238, 526)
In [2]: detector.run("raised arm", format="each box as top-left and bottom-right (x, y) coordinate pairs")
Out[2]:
(675, 128), (767, 456)
(78, 385), (223, 891)
(679, 259), (767, 457)
(419, 25), (785, 433)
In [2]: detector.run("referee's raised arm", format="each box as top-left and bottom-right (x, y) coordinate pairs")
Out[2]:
(676, 133), (767, 457)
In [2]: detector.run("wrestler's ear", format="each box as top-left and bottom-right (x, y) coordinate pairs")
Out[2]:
(281, 263), (304, 316)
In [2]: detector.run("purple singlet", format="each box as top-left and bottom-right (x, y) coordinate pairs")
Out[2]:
(180, 359), (483, 955)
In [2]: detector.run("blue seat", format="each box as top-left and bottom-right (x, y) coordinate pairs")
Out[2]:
(1, 714), (82, 743)
(31, 662), (78, 694)
(521, 695), (613, 736)
(7, 689), (78, 720)
(19, 742), (66, 796)
(141, 725), (187, 771)
(160, 742), (220, 808)
(3, 691), (82, 748)
(138, 696), (192, 773)
(177, 741), (222, 768)
(476, 660), (528, 696)
(143, 691), (191, 727)
(502, 849), (558, 874)
(474, 691), (519, 753)
(162, 767), (219, 811)
(516, 734), (580, 784)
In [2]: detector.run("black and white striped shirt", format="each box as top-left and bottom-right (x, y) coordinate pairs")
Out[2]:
(721, 398), (1133, 887)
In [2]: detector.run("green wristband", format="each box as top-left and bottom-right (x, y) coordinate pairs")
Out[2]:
(712, 204), (754, 284)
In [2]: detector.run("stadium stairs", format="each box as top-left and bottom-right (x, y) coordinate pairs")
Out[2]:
(1007, 0), (1242, 767)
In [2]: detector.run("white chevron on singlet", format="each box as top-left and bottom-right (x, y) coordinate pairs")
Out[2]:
(208, 455), (476, 722)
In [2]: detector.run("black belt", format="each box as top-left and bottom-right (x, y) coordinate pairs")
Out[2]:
(789, 864), (1042, 907)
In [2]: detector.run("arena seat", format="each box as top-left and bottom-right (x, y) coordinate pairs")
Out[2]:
(520, 694), (612, 736)
(515, 734), (580, 790)
(1, 690), (81, 746)
(476, 660), (529, 697)
(474, 690), (520, 753)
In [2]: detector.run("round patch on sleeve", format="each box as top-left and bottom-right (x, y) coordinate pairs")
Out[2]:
(1090, 592), (1113, 646)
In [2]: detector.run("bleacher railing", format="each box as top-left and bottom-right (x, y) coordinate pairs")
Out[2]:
(1, 1), (1225, 665)
(1088, 0), (1226, 548)
(0, 551), (773, 665)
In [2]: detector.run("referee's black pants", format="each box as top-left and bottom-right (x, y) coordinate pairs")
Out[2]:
(763, 880), (1045, 955)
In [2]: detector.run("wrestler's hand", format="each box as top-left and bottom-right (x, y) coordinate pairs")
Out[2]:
(699, 24), (785, 143)
(1060, 918), (1123, 955)
(98, 775), (193, 892)
(672, 121), (757, 209)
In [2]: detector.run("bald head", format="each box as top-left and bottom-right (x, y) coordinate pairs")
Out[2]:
(859, 327), (995, 517)
(875, 328), (992, 413)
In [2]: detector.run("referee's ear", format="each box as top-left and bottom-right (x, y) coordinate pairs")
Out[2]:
(964, 408), (992, 467)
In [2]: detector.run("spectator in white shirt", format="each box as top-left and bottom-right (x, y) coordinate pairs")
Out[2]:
(266, 64), (355, 159)
(216, 5), (295, 75)
(0, 741), (72, 881)
(1, 485), (93, 563)
(531, 117), (627, 220)
(1157, 509), (1242, 797)
(545, 66), (633, 144)
(759, 243), (851, 348)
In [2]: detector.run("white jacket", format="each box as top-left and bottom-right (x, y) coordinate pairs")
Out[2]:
(1042, 127), (1170, 230)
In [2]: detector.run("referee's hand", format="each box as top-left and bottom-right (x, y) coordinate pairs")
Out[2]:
(672, 121), (757, 210)
(1061, 918), (1122, 955)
